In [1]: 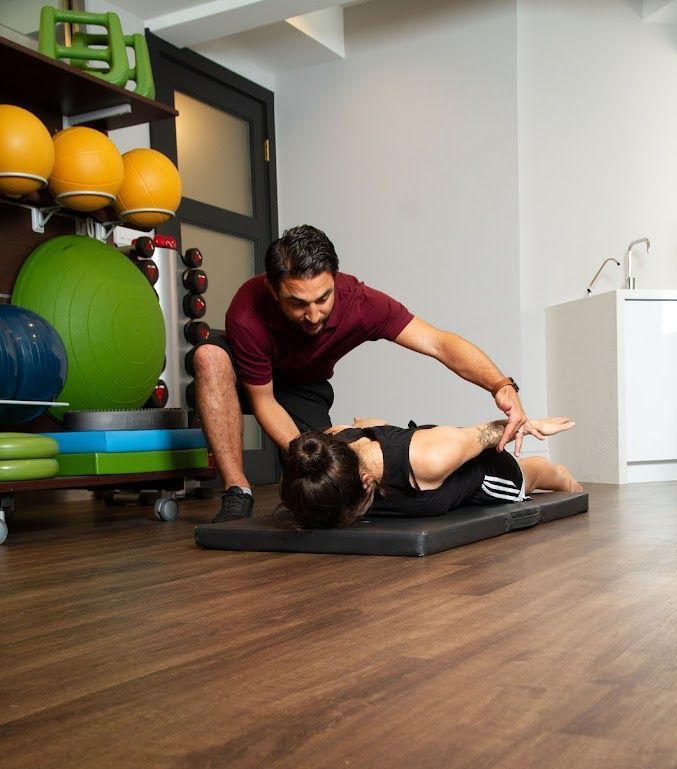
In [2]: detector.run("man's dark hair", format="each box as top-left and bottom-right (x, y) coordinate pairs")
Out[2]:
(278, 432), (370, 529)
(265, 225), (339, 291)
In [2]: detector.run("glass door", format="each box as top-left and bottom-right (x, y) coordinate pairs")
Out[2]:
(148, 33), (278, 484)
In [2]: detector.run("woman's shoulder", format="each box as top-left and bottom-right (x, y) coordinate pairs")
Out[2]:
(409, 426), (467, 488)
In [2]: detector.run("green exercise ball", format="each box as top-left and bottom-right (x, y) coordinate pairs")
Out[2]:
(12, 235), (166, 420)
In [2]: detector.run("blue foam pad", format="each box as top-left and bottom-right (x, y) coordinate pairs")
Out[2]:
(42, 427), (207, 454)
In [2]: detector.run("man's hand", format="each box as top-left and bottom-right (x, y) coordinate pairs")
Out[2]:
(352, 417), (387, 427)
(494, 386), (544, 455)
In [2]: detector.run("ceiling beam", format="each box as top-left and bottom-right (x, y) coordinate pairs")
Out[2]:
(643, 0), (677, 21)
(147, 0), (342, 48)
(286, 6), (344, 58)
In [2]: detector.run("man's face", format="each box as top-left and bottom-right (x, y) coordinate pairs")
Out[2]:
(270, 272), (335, 336)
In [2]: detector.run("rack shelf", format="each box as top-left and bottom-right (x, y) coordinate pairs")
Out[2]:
(0, 35), (177, 131)
(0, 468), (215, 494)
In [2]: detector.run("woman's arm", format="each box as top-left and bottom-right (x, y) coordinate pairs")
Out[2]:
(410, 417), (574, 490)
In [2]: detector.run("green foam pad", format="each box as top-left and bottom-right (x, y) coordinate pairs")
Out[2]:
(56, 448), (209, 476)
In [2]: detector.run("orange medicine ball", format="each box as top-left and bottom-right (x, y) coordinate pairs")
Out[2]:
(49, 126), (124, 212)
(0, 105), (55, 197)
(114, 148), (182, 229)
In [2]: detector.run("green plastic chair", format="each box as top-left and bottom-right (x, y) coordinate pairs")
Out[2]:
(38, 7), (155, 99)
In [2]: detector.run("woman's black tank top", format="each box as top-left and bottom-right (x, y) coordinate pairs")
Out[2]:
(334, 424), (487, 516)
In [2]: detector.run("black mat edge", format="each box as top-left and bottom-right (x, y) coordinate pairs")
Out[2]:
(195, 491), (589, 557)
(64, 409), (188, 431)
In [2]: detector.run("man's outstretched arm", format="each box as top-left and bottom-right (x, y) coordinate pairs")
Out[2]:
(394, 316), (544, 454)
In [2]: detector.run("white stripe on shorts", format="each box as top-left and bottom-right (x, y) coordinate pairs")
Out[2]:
(484, 475), (517, 489)
(481, 475), (527, 502)
(481, 483), (521, 501)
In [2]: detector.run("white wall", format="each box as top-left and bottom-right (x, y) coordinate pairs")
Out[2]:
(277, 0), (677, 450)
(91, 0), (677, 457)
(276, 0), (522, 429)
(518, 0), (677, 422)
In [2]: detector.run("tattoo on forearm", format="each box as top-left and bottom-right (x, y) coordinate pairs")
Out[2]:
(477, 421), (505, 448)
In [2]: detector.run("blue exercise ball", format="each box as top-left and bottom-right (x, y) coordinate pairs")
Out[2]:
(0, 318), (18, 401)
(0, 305), (68, 423)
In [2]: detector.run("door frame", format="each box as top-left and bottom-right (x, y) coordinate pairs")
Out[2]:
(146, 31), (280, 484)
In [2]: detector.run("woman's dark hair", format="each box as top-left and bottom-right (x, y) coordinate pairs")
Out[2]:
(279, 432), (370, 529)
(265, 225), (339, 291)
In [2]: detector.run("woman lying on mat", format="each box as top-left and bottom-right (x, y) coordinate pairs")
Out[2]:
(279, 416), (582, 529)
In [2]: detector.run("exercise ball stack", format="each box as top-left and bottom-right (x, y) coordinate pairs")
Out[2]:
(0, 105), (55, 197)
(12, 235), (166, 420)
(0, 104), (182, 228)
(48, 126), (124, 212)
(0, 305), (68, 423)
(114, 148), (182, 229)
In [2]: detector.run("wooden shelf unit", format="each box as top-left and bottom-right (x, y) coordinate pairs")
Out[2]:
(0, 35), (177, 132)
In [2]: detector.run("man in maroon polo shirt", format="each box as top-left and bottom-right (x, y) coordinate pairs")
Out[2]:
(193, 225), (540, 523)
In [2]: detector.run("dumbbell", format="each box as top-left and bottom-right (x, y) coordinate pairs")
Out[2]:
(184, 320), (210, 345)
(182, 268), (208, 294)
(183, 293), (206, 319)
(181, 247), (203, 268)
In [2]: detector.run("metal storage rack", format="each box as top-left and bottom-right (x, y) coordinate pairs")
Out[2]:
(0, 36), (215, 543)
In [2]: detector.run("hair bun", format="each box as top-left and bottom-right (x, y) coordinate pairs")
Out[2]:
(284, 434), (334, 479)
(297, 436), (331, 476)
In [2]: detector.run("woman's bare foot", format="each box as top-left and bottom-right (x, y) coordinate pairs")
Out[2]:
(555, 464), (583, 492)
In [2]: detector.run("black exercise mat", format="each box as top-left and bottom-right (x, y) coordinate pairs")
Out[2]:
(194, 491), (588, 557)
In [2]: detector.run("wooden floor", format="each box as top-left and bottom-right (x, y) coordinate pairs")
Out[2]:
(2, 481), (677, 769)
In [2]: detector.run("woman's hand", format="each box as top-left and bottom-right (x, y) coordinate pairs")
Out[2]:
(529, 417), (576, 436)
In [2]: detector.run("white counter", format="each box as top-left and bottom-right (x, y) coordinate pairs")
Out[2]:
(546, 289), (677, 484)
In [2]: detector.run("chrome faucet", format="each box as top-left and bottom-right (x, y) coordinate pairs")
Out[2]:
(625, 237), (650, 289)
(586, 258), (620, 295)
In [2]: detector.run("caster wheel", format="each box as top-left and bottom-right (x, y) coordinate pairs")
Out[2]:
(0, 519), (8, 545)
(154, 497), (179, 522)
(0, 495), (15, 520)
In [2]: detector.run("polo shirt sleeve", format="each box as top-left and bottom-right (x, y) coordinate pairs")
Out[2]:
(361, 284), (414, 341)
(225, 316), (273, 386)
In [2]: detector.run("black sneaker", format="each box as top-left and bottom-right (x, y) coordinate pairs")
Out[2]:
(211, 487), (254, 523)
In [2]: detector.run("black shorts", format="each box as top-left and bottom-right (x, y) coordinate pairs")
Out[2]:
(468, 449), (526, 506)
(199, 332), (333, 434)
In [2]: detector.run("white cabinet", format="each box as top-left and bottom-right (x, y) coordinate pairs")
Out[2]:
(546, 290), (677, 484)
